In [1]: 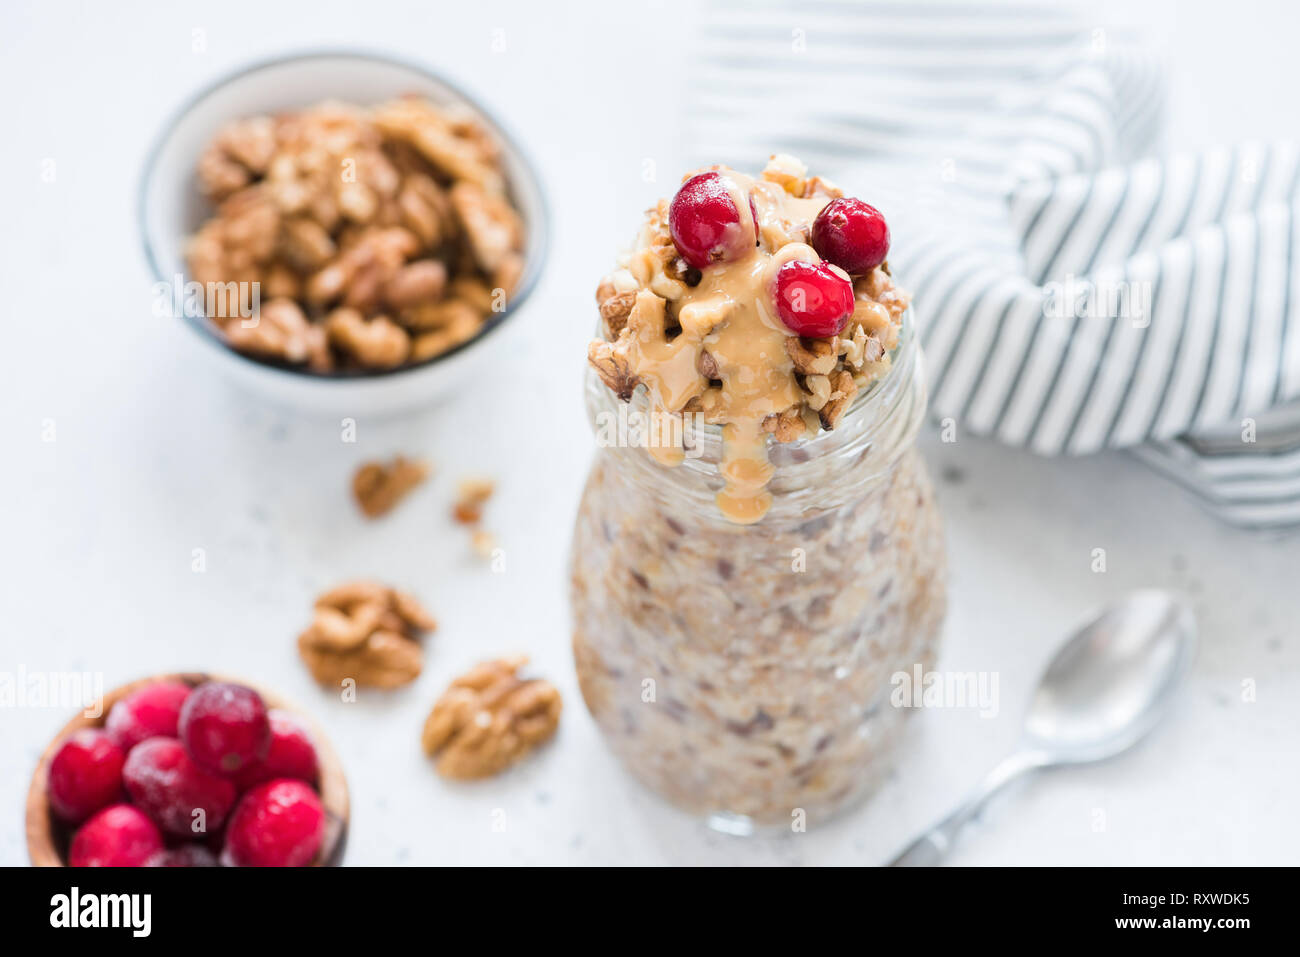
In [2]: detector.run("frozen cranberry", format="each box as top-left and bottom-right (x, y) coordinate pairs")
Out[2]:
(68, 804), (163, 867)
(772, 260), (856, 337)
(122, 737), (237, 837)
(224, 779), (325, 867)
(147, 844), (219, 867)
(179, 682), (270, 775)
(105, 681), (191, 752)
(668, 171), (758, 270)
(811, 198), (890, 275)
(234, 710), (320, 792)
(47, 729), (126, 823)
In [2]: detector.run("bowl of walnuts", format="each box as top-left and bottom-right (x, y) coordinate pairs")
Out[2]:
(139, 50), (548, 415)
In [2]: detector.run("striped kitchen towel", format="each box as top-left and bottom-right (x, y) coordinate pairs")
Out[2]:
(685, 0), (1300, 527)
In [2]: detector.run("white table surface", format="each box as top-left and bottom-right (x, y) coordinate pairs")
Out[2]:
(2, 0), (1297, 866)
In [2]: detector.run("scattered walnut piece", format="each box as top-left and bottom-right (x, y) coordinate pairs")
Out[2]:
(452, 477), (495, 525)
(298, 582), (435, 688)
(421, 655), (562, 779)
(352, 456), (431, 518)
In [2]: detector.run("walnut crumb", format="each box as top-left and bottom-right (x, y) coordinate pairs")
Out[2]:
(470, 528), (497, 558)
(452, 477), (495, 524)
(297, 581), (435, 688)
(352, 455), (431, 518)
(421, 655), (562, 779)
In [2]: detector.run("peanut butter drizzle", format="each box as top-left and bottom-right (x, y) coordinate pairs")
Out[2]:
(624, 172), (835, 524)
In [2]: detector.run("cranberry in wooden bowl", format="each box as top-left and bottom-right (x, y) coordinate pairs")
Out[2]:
(26, 673), (348, 867)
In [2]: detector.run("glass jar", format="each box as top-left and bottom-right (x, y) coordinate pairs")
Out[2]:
(569, 315), (946, 831)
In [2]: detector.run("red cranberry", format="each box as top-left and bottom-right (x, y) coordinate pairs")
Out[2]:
(122, 737), (237, 837)
(68, 804), (163, 867)
(224, 779), (326, 867)
(810, 198), (890, 275)
(147, 844), (219, 867)
(105, 681), (191, 752)
(668, 171), (758, 270)
(47, 729), (126, 823)
(234, 710), (320, 791)
(772, 260), (856, 337)
(179, 682), (270, 775)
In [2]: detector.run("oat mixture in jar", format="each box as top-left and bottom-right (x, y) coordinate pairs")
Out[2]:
(571, 156), (946, 828)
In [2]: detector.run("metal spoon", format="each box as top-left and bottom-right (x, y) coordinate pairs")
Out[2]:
(888, 590), (1196, 866)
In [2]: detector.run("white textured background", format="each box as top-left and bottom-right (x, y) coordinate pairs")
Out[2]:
(1, 0), (1297, 866)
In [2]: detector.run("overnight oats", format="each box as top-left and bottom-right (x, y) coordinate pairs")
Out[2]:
(570, 155), (946, 829)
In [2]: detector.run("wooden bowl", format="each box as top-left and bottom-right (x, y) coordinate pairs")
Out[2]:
(26, 672), (348, 867)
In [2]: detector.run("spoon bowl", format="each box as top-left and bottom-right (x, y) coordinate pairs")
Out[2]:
(1023, 590), (1197, 764)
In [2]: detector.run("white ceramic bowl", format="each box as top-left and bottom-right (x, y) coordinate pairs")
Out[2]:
(139, 50), (549, 417)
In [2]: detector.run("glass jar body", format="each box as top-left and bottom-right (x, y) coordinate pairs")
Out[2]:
(569, 332), (946, 828)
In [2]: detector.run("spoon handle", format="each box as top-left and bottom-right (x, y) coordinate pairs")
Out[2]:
(887, 750), (1045, 866)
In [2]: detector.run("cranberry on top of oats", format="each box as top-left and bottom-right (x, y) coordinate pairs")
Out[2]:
(667, 170), (759, 269)
(588, 154), (909, 524)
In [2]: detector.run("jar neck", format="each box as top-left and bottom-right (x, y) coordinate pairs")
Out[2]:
(585, 311), (927, 523)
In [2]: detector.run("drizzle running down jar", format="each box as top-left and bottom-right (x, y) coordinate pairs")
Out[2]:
(571, 156), (946, 829)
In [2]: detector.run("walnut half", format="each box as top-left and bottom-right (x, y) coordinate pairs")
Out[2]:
(421, 655), (562, 779)
(298, 581), (436, 688)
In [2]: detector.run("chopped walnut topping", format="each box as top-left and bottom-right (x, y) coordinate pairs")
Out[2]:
(421, 655), (562, 779)
(586, 156), (908, 524)
(818, 370), (859, 430)
(298, 581), (435, 688)
(588, 339), (640, 400)
(785, 336), (838, 376)
(352, 456), (431, 518)
(762, 407), (806, 443)
(188, 97), (526, 372)
(804, 373), (832, 411)
(598, 290), (637, 337)
(697, 349), (721, 380)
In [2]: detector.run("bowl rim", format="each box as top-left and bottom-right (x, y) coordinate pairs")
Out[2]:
(26, 672), (350, 867)
(137, 47), (552, 383)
